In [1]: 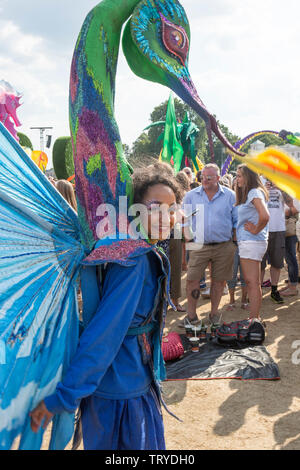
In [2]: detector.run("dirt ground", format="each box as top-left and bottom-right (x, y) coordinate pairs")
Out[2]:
(38, 266), (300, 451)
(162, 267), (300, 451)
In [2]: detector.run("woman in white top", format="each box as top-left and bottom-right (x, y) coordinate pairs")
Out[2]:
(235, 165), (270, 319)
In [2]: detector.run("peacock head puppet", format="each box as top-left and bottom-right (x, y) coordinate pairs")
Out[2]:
(122, 0), (243, 159)
(70, 0), (243, 263)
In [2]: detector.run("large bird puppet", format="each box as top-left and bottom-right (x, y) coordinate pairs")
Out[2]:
(221, 130), (282, 177)
(69, 0), (243, 263)
(0, 0), (285, 450)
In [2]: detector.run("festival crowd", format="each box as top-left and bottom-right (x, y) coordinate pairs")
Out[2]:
(153, 162), (299, 329)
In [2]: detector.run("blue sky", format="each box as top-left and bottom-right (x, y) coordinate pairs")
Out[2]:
(0, 0), (299, 167)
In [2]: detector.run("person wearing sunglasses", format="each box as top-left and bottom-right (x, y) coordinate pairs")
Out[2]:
(180, 164), (237, 328)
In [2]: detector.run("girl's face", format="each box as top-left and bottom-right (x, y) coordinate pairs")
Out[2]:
(236, 169), (246, 188)
(141, 184), (177, 242)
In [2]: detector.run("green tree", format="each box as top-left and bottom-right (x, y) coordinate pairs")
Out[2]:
(205, 119), (241, 168)
(123, 143), (131, 159)
(128, 132), (157, 168)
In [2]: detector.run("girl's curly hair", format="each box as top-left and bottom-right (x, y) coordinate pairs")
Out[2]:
(132, 162), (183, 205)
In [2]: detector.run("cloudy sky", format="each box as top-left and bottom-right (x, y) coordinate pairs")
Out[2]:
(0, 0), (299, 167)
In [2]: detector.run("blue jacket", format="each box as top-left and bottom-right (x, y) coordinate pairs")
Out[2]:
(45, 249), (168, 414)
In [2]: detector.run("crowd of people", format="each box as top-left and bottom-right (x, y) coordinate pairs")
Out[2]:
(52, 165), (300, 341)
(29, 162), (299, 450)
(172, 163), (299, 327)
(53, 165), (300, 333)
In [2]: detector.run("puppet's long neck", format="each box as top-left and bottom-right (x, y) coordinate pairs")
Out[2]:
(69, 0), (140, 251)
(70, 0), (140, 135)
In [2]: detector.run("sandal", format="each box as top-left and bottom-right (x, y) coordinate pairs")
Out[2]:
(178, 315), (200, 329)
(279, 284), (290, 293)
(281, 288), (298, 297)
(241, 302), (250, 310)
(251, 316), (266, 328)
(225, 303), (236, 311)
(209, 313), (222, 326)
(174, 304), (186, 312)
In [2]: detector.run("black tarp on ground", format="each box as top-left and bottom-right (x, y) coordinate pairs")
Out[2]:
(165, 335), (280, 381)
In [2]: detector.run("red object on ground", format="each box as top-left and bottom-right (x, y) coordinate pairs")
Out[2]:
(162, 332), (184, 362)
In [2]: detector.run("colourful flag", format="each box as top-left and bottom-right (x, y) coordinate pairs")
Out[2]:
(161, 93), (184, 174)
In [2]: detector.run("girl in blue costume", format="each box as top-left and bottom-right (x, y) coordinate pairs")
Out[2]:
(30, 164), (183, 450)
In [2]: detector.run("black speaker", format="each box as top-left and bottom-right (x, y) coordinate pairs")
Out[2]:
(46, 135), (52, 148)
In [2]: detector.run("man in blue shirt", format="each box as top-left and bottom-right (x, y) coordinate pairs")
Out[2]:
(181, 164), (237, 326)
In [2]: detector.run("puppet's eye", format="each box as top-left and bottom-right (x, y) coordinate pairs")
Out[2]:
(160, 15), (189, 67)
(170, 30), (184, 48)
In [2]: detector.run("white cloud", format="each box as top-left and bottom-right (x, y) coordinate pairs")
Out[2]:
(1, 21), (41, 54)
(0, 20), (53, 70)
(0, 17), (70, 163)
(185, 0), (300, 137)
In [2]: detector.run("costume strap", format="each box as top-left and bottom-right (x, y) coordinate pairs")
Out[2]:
(126, 320), (166, 383)
(126, 321), (157, 336)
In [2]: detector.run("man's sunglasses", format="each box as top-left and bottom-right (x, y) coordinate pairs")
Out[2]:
(201, 175), (217, 181)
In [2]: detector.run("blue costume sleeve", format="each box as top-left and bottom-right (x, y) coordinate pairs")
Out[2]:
(44, 256), (148, 414)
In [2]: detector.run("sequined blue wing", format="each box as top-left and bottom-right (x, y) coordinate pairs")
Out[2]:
(0, 122), (85, 450)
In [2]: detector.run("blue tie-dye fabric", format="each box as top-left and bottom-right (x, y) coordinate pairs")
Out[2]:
(0, 122), (85, 450)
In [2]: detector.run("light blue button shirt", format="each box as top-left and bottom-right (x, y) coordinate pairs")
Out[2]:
(183, 185), (237, 244)
(236, 188), (269, 242)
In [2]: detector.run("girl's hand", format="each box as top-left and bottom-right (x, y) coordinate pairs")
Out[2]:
(30, 401), (53, 433)
(244, 221), (258, 234)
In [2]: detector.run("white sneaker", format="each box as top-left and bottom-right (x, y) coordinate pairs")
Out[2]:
(201, 287), (210, 299)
